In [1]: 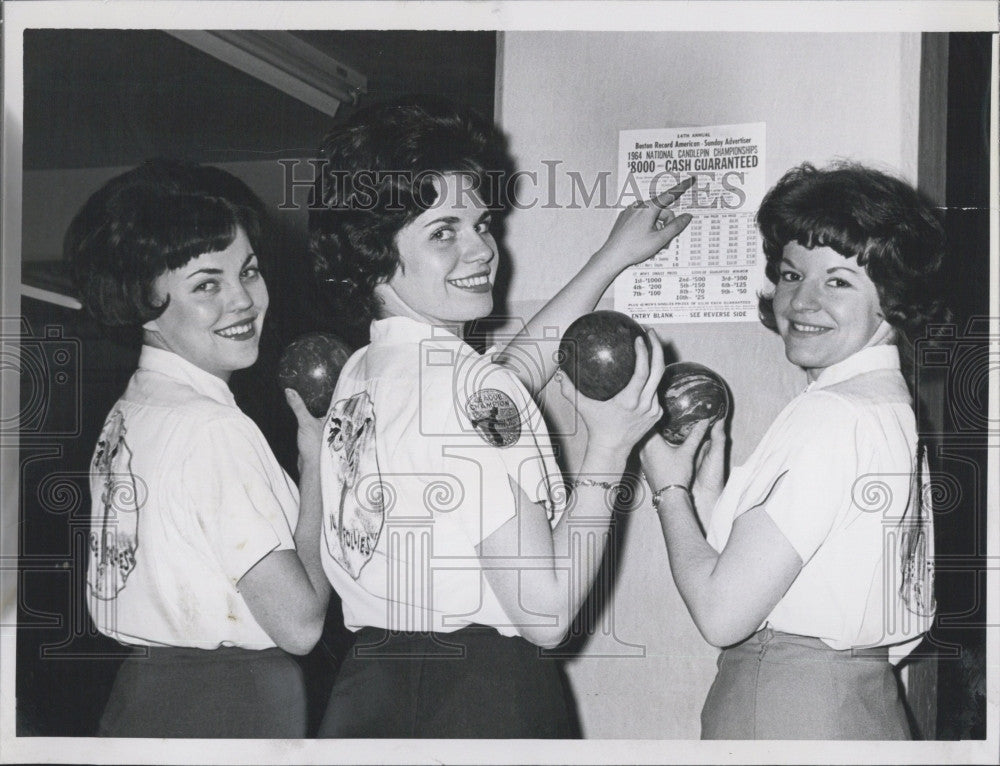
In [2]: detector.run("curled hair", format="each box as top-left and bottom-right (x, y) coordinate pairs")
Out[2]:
(64, 158), (266, 330)
(756, 162), (951, 347)
(308, 96), (511, 330)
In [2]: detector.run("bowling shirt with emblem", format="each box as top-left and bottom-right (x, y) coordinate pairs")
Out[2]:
(319, 316), (566, 636)
(85, 345), (299, 649)
(705, 344), (934, 653)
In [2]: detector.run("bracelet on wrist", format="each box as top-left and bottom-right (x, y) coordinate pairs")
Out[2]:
(568, 478), (621, 491)
(651, 483), (692, 508)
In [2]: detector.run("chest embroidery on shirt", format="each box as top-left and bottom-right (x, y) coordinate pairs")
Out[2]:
(87, 409), (142, 600)
(323, 392), (384, 578)
(465, 388), (521, 447)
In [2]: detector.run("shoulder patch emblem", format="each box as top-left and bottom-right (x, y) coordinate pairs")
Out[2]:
(465, 388), (521, 447)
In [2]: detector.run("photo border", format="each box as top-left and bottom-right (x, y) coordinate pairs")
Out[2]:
(2, 2), (997, 764)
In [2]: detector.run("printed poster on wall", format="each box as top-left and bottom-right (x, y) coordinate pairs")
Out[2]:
(613, 122), (767, 323)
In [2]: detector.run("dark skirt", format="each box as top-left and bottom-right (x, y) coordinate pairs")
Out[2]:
(99, 645), (306, 738)
(701, 627), (911, 740)
(318, 625), (579, 738)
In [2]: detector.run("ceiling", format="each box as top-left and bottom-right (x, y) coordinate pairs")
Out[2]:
(22, 29), (497, 170)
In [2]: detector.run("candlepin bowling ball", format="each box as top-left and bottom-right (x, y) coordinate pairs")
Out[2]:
(657, 362), (730, 445)
(278, 332), (353, 417)
(558, 310), (649, 401)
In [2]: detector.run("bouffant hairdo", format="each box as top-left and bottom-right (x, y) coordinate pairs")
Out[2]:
(756, 161), (950, 346)
(308, 96), (510, 330)
(65, 158), (266, 329)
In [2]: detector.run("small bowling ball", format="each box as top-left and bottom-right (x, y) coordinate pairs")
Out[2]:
(278, 332), (353, 417)
(559, 310), (648, 401)
(657, 362), (730, 445)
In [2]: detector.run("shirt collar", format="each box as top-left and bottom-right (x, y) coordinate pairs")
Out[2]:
(137, 345), (237, 407)
(806, 344), (901, 391)
(369, 316), (476, 353)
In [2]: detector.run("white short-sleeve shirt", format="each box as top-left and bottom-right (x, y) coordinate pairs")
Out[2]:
(86, 346), (300, 649)
(705, 345), (935, 652)
(319, 316), (566, 635)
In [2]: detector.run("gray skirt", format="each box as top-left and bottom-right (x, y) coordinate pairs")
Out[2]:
(318, 624), (578, 738)
(701, 627), (911, 740)
(99, 645), (306, 738)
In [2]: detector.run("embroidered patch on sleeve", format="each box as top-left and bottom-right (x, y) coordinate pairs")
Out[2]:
(465, 388), (521, 447)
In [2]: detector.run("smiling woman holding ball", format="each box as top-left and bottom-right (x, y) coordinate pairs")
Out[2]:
(65, 159), (331, 737)
(641, 161), (948, 739)
(308, 96), (693, 738)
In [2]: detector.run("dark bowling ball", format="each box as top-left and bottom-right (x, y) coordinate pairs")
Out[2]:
(278, 332), (353, 417)
(657, 361), (730, 445)
(559, 310), (648, 401)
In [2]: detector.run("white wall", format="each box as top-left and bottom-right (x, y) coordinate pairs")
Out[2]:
(497, 31), (921, 738)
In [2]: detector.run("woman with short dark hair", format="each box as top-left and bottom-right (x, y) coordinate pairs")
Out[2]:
(756, 161), (948, 362)
(66, 158), (329, 737)
(641, 161), (947, 739)
(310, 96), (511, 335)
(309, 97), (692, 737)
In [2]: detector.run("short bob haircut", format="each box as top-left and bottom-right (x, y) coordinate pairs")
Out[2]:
(65, 158), (266, 329)
(757, 162), (949, 346)
(309, 96), (510, 329)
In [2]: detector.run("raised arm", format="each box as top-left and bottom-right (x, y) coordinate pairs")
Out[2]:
(640, 422), (802, 647)
(238, 389), (331, 655)
(477, 333), (665, 648)
(495, 180), (693, 397)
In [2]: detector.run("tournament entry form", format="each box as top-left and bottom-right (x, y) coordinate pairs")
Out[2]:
(613, 122), (767, 324)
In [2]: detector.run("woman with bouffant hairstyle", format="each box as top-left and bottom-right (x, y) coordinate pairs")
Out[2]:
(67, 158), (268, 333)
(641, 161), (948, 739)
(309, 96), (511, 342)
(756, 161), (950, 383)
(66, 159), (330, 737)
(307, 97), (693, 737)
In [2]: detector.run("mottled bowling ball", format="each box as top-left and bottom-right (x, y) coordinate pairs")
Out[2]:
(559, 310), (648, 401)
(278, 332), (353, 417)
(657, 362), (730, 445)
